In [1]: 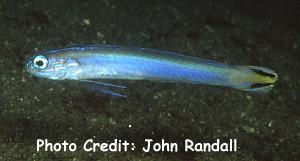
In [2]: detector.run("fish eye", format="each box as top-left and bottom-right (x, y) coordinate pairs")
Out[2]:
(33, 55), (48, 69)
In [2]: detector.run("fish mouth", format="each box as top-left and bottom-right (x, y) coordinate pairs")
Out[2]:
(24, 60), (31, 71)
(24, 59), (36, 73)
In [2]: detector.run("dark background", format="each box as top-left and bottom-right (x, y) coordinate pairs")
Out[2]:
(0, 0), (299, 160)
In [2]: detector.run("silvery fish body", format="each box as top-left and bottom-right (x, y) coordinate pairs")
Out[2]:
(25, 45), (278, 95)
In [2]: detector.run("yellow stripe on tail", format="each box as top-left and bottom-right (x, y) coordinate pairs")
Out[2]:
(229, 66), (278, 93)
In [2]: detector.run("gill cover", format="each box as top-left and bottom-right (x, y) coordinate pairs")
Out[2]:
(51, 57), (81, 80)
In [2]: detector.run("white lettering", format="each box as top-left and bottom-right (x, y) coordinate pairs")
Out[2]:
(143, 139), (178, 152)
(83, 139), (129, 152)
(36, 139), (44, 151)
(185, 139), (194, 151)
(36, 139), (77, 152)
(83, 139), (93, 152)
(143, 139), (152, 152)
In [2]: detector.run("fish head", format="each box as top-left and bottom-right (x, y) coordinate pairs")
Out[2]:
(25, 54), (79, 80)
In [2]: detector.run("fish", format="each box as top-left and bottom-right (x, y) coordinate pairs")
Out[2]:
(25, 45), (278, 97)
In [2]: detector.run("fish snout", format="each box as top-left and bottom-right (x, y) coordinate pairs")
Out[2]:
(24, 58), (35, 73)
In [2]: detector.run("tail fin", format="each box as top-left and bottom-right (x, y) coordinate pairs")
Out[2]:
(229, 66), (278, 94)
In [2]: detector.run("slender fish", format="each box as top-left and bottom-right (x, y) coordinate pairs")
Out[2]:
(25, 45), (278, 97)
